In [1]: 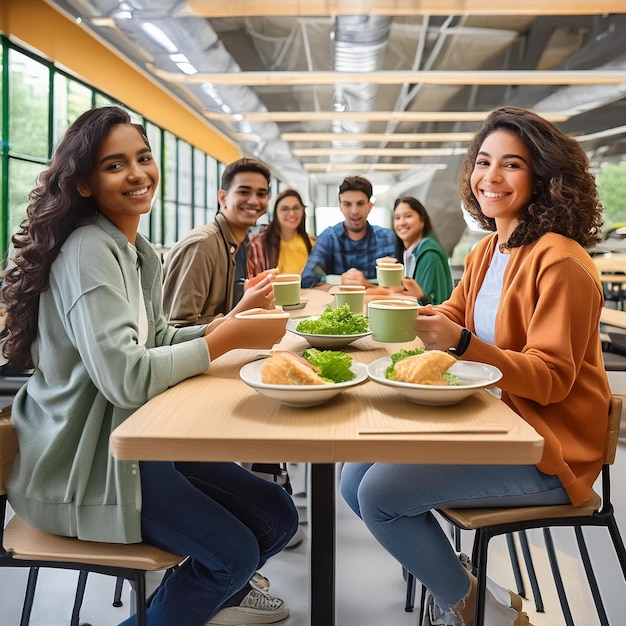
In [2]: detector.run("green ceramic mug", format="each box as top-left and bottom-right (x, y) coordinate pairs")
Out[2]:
(334, 286), (366, 314)
(271, 274), (301, 306)
(376, 262), (404, 287)
(368, 299), (418, 342)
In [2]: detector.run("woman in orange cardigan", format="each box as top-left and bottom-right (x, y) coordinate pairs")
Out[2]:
(341, 107), (610, 626)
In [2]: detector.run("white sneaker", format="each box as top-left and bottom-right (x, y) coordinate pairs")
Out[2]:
(421, 591), (464, 626)
(249, 571), (270, 594)
(206, 589), (289, 625)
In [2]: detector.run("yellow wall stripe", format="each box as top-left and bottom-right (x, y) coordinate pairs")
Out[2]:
(0, 0), (241, 163)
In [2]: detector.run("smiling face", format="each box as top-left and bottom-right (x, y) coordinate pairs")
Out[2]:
(77, 123), (158, 240)
(338, 189), (373, 239)
(219, 171), (270, 241)
(276, 194), (305, 234)
(470, 129), (534, 241)
(393, 201), (425, 247)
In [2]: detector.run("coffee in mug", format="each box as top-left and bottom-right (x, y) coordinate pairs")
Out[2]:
(368, 299), (418, 342)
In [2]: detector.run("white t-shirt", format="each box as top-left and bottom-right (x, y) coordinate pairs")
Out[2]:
(473, 246), (510, 346)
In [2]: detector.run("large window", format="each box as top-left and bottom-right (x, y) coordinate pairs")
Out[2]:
(0, 36), (227, 260)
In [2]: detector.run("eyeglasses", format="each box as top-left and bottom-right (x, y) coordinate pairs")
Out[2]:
(277, 206), (304, 214)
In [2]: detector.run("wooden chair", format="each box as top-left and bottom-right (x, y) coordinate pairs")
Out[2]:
(436, 394), (626, 625)
(0, 407), (185, 625)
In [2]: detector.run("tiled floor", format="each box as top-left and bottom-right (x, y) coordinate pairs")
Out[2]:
(2, 425), (626, 624)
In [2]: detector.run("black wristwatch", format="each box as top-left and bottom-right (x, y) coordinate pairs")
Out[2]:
(449, 328), (472, 356)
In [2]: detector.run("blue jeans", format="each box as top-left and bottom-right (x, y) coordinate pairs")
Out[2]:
(340, 462), (569, 611)
(119, 461), (298, 626)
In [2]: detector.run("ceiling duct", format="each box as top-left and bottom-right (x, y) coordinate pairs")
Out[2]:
(330, 16), (391, 164)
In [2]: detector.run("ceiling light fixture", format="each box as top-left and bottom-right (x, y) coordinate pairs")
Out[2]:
(140, 23), (178, 54)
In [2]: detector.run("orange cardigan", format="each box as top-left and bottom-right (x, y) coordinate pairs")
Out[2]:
(437, 232), (611, 506)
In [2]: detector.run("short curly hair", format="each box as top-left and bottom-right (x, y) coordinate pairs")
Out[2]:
(459, 106), (603, 250)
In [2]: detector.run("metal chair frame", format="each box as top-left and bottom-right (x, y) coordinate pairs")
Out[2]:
(439, 395), (626, 625)
(0, 407), (184, 625)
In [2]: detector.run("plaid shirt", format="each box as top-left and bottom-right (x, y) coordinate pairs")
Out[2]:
(301, 222), (396, 288)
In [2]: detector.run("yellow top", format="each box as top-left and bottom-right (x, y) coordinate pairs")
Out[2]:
(278, 236), (311, 274)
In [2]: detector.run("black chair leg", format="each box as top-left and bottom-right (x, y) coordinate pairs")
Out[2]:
(607, 514), (626, 579)
(505, 533), (526, 599)
(543, 528), (575, 626)
(474, 530), (489, 626)
(404, 570), (415, 611)
(20, 567), (39, 626)
(113, 576), (125, 607)
(418, 583), (427, 624)
(575, 527), (610, 626)
(518, 530), (545, 612)
(133, 575), (148, 626)
(70, 571), (89, 626)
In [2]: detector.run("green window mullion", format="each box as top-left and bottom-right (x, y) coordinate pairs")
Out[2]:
(1, 38), (9, 258)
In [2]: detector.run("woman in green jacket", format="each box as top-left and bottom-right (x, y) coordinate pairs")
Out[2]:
(393, 196), (454, 305)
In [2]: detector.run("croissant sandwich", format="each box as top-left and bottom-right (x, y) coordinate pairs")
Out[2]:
(393, 350), (456, 385)
(261, 351), (331, 386)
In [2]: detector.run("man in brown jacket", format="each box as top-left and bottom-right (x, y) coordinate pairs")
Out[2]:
(163, 158), (273, 326)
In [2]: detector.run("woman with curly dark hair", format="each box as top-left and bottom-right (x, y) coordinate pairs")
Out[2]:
(1, 106), (297, 626)
(341, 107), (610, 626)
(247, 188), (315, 277)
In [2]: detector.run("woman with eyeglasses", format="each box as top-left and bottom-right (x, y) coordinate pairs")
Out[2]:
(247, 189), (315, 277)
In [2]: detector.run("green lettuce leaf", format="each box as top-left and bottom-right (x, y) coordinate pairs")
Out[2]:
(296, 304), (369, 335)
(302, 348), (356, 383)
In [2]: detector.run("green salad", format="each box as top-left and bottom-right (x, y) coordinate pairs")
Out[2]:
(302, 348), (355, 383)
(296, 304), (369, 335)
(385, 348), (460, 385)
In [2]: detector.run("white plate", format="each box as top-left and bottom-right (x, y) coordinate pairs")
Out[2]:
(240, 359), (369, 407)
(286, 317), (372, 349)
(282, 297), (309, 311)
(367, 357), (503, 406)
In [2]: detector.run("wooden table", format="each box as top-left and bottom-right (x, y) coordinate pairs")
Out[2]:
(110, 289), (544, 626)
(601, 307), (626, 330)
(593, 254), (626, 274)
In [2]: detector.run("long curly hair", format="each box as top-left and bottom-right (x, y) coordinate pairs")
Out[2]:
(262, 189), (312, 268)
(459, 106), (604, 250)
(1, 106), (146, 370)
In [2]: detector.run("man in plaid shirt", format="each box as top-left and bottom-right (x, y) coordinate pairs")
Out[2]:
(301, 176), (396, 289)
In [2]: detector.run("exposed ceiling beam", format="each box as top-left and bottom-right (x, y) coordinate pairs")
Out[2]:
(293, 147), (468, 157)
(204, 111), (569, 123)
(150, 67), (626, 87)
(303, 163), (448, 172)
(185, 0), (625, 18)
(279, 132), (476, 142)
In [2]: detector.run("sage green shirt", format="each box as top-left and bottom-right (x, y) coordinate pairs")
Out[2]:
(8, 215), (210, 543)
